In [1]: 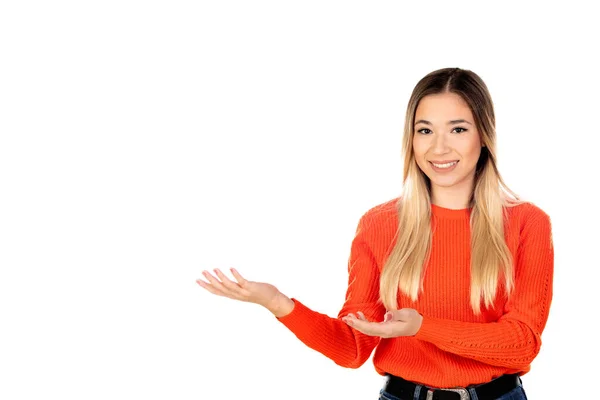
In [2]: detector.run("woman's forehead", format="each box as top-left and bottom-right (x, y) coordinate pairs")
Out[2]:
(415, 93), (473, 122)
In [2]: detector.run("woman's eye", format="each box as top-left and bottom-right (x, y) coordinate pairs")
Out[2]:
(417, 127), (467, 135)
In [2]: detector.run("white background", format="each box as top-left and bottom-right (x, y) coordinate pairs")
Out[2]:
(1, 1), (598, 399)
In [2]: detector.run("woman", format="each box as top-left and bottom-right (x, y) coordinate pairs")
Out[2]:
(196, 67), (553, 400)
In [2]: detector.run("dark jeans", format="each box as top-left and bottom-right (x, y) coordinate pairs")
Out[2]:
(379, 376), (527, 400)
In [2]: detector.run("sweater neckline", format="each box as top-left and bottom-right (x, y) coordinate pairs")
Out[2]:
(431, 203), (473, 219)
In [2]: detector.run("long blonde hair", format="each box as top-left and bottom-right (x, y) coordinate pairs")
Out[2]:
(380, 67), (526, 315)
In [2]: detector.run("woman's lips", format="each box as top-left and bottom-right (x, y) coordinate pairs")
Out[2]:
(429, 160), (458, 173)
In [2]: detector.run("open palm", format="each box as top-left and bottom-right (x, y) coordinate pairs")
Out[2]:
(342, 308), (423, 338)
(197, 268), (281, 310)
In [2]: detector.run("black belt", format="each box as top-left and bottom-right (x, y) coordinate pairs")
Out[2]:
(382, 373), (520, 400)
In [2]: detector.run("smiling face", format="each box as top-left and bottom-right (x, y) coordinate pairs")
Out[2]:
(412, 92), (483, 207)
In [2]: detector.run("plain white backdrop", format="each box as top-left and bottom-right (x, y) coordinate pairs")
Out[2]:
(1, 1), (599, 399)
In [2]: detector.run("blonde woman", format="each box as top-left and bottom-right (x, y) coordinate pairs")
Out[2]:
(197, 67), (553, 400)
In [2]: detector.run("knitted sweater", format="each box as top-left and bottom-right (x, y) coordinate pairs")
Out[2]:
(276, 198), (554, 388)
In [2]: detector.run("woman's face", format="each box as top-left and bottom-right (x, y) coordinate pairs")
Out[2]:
(412, 92), (482, 197)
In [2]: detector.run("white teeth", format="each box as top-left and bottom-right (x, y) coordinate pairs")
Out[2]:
(431, 161), (457, 168)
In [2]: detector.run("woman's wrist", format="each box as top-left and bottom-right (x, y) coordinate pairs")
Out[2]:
(266, 292), (295, 318)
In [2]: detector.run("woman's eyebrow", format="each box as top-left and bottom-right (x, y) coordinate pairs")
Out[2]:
(414, 119), (473, 126)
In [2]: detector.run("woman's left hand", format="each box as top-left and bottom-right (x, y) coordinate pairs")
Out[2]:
(341, 308), (423, 338)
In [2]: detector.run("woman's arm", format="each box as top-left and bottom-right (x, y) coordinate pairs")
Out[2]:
(275, 213), (386, 368)
(197, 212), (385, 368)
(414, 209), (554, 369)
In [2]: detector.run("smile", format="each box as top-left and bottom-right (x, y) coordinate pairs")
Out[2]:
(431, 161), (457, 168)
(429, 160), (458, 172)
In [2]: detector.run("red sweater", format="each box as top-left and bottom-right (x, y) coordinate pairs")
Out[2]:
(276, 198), (554, 388)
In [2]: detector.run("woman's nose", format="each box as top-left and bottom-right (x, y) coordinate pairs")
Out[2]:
(432, 134), (450, 152)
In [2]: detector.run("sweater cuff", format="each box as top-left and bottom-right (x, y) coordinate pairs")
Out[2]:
(275, 298), (313, 331)
(413, 315), (443, 343)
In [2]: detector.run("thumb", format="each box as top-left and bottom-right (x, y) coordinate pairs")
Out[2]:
(385, 309), (414, 322)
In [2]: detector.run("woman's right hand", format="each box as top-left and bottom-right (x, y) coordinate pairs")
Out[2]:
(196, 268), (295, 317)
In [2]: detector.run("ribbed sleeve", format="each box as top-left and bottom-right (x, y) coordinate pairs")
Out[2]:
(414, 207), (554, 369)
(276, 213), (385, 368)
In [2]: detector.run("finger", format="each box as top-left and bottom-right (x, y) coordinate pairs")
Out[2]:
(230, 268), (248, 286)
(196, 278), (225, 296)
(202, 270), (237, 297)
(213, 268), (244, 293)
(346, 319), (384, 336)
(346, 313), (357, 320)
(357, 311), (367, 321)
